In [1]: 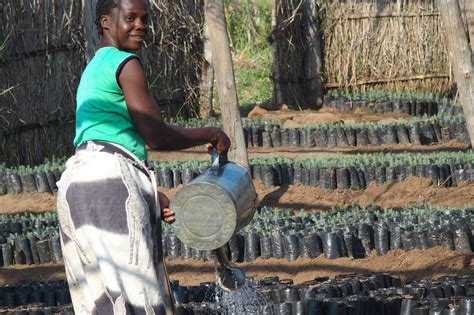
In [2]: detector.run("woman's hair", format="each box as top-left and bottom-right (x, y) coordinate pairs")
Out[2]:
(95, 0), (121, 36)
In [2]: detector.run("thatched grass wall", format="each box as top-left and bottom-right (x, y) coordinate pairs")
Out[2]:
(322, 0), (450, 93)
(0, 0), (204, 166)
(0, 1), (84, 166)
(272, 0), (452, 108)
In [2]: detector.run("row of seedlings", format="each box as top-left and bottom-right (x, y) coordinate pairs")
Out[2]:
(0, 212), (62, 267)
(173, 274), (474, 314)
(250, 151), (474, 189)
(169, 115), (470, 148)
(2, 135), (471, 197)
(2, 204), (470, 266)
(322, 90), (463, 117)
(0, 157), (65, 196)
(0, 280), (73, 314)
(3, 274), (472, 314)
(244, 115), (469, 149)
(151, 151), (474, 189)
(160, 205), (473, 262)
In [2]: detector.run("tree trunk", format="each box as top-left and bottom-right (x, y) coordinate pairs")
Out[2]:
(82, 0), (99, 61)
(460, 0), (474, 60)
(198, 21), (215, 118)
(302, 0), (324, 108)
(204, 0), (249, 169)
(271, 0), (284, 107)
(438, 0), (474, 146)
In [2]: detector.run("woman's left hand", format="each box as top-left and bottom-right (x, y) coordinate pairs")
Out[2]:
(159, 191), (175, 223)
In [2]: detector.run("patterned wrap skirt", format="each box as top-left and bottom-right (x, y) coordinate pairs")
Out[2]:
(56, 141), (174, 315)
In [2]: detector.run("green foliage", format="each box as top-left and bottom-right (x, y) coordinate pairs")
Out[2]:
(225, 0), (272, 52)
(223, 0), (273, 113)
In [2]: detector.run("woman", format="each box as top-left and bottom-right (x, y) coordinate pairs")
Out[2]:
(57, 0), (230, 313)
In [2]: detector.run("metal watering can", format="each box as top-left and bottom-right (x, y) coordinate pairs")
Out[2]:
(170, 150), (258, 291)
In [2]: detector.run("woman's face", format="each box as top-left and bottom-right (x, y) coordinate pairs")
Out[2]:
(103, 0), (149, 52)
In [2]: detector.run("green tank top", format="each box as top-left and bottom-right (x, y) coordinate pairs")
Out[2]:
(74, 47), (147, 160)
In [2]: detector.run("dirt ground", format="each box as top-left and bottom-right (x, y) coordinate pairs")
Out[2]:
(0, 106), (472, 286)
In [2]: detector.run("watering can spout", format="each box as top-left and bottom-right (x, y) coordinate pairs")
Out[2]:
(214, 245), (246, 291)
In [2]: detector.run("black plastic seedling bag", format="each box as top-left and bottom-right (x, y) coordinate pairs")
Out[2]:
(301, 232), (322, 259)
(381, 125), (398, 145)
(271, 128), (282, 147)
(261, 165), (275, 187)
(283, 233), (300, 261)
(1, 243), (12, 267)
(345, 128), (356, 147)
(322, 231), (342, 259)
(167, 233), (181, 260)
(244, 232), (260, 262)
(7, 173), (23, 195)
(356, 128), (369, 146)
(14, 237), (33, 265)
(314, 128), (328, 147)
(309, 168), (320, 187)
(35, 171), (52, 193)
(262, 130), (272, 148)
(259, 235), (272, 260)
(419, 123), (437, 144)
(20, 173), (37, 193)
(281, 164), (294, 185)
(271, 231), (286, 259)
(251, 126), (261, 147)
(293, 163), (303, 185)
(327, 128), (337, 147)
(289, 128), (300, 147)
(300, 128), (313, 147)
(36, 239), (51, 264)
(252, 164), (262, 182)
(180, 242), (193, 260)
(228, 233), (244, 263)
(375, 166), (386, 185)
(281, 129), (290, 147)
(0, 173), (6, 196)
(158, 168), (173, 189)
(358, 223), (374, 256)
(320, 168), (336, 190)
(336, 168), (350, 189)
(396, 124), (411, 144)
(454, 227), (473, 254)
(408, 123), (421, 145)
(336, 127), (349, 147)
(389, 225), (403, 250)
(49, 236), (62, 263)
(367, 128), (382, 146)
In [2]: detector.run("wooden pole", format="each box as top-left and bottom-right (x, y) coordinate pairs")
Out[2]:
(302, 0), (324, 108)
(198, 22), (215, 118)
(82, 0), (99, 61)
(438, 0), (474, 146)
(270, 0), (284, 107)
(204, 0), (249, 169)
(460, 0), (474, 61)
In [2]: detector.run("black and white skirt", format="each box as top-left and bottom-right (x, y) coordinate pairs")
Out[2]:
(57, 141), (174, 315)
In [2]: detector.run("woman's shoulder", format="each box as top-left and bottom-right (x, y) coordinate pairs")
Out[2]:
(95, 46), (136, 59)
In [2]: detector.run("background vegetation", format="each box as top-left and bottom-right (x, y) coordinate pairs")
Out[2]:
(224, 0), (273, 114)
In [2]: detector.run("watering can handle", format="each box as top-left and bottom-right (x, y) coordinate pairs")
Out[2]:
(210, 148), (228, 172)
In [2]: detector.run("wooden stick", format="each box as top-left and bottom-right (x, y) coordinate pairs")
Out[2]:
(326, 73), (450, 88)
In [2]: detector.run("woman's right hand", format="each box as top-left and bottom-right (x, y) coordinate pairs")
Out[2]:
(209, 129), (231, 154)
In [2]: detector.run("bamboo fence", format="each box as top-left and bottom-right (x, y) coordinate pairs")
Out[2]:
(272, 0), (452, 108)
